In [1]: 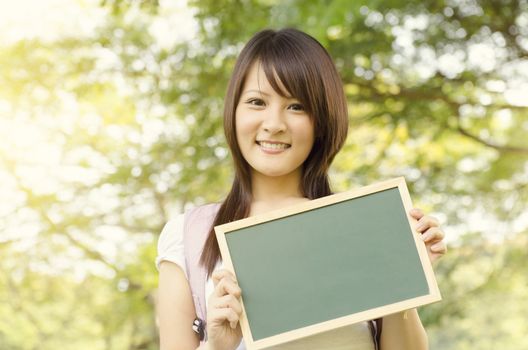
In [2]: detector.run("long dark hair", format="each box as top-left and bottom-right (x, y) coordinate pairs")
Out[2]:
(200, 28), (349, 277)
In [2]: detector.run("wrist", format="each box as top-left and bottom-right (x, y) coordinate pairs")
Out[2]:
(199, 342), (220, 350)
(198, 343), (212, 350)
(385, 308), (418, 321)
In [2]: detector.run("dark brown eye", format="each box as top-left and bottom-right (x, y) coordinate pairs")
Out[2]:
(247, 98), (265, 106)
(288, 103), (304, 111)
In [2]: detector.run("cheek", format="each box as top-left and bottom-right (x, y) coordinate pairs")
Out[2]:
(293, 120), (315, 148)
(235, 113), (256, 147)
(236, 110), (259, 133)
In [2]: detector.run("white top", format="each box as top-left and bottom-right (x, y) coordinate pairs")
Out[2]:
(156, 215), (376, 350)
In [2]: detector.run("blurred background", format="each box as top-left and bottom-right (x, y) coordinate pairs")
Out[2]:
(0, 0), (527, 349)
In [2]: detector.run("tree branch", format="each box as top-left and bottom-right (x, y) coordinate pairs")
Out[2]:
(454, 115), (528, 154)
(347, 78), (528, 154)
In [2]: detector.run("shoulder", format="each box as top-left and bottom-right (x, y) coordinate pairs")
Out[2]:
(182, 202), (222, 248)
(155, 203), (221, 272)
(156, 213), (186, 272)
(184, 202), (221, 222)
(159, 202), (221, 236)
(160, 213), (185, 236)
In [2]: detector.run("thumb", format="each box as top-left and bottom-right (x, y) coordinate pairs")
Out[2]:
(409, 208), (424, 219)
(212, 270), (222, 287)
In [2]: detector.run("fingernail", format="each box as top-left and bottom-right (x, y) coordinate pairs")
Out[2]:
(421, 234), (429, 241)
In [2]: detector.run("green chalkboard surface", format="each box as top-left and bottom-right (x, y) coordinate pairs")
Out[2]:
(215, 177), (441, 349)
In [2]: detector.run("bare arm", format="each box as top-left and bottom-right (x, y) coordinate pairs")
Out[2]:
(157, 263), (243, 350)
(380, 309), (428, 350)
(158, 261), (199, 350)
(378, 208), (447, 349)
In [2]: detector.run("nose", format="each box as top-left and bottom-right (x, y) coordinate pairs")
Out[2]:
(262, 107), (286, 134)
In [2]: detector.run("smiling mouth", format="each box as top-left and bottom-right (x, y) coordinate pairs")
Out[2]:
(256, 141), (291, 150)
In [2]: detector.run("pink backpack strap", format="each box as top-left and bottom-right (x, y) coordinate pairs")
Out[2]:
(183, 203), (221, 343)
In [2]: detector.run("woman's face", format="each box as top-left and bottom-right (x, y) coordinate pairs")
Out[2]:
(235, 61), (314, 180)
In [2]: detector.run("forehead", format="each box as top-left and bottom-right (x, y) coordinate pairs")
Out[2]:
(242, 60), (291, 97)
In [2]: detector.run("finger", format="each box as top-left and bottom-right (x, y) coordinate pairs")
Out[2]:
(416, 215), (440, 232)
(430, 241), (447, 253)
(212, 269), (237, 287)
(421, 227), (445, 242)
(213, 277), (242, 298)
(210, 296), (243, 330)
(409, 208), (424, 219)
(211, 294), (243, 316)
(209, 308), (240, 329)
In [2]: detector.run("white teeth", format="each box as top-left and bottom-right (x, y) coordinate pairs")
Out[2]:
(259, 142), (289, 150)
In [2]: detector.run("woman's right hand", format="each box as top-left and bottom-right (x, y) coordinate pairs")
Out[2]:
(205, 269), (243, 350)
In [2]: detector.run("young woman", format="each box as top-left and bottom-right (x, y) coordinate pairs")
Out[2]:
(156, 28), (447, 350)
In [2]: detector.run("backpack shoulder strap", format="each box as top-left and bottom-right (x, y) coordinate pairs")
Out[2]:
(183, 203), (221, 341)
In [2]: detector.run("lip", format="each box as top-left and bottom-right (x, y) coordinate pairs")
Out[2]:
(256, 140), (291, 145)
(256, 140), (291, 154)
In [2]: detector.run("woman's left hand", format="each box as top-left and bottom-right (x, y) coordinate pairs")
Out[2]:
(410, 208), (447, 264)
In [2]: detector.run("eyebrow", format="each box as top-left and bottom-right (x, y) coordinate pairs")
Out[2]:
(242, 89), (270, 96)
(242, 89), (294, 99)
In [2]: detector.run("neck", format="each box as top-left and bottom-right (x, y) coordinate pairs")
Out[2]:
(250, 170), (308, 215)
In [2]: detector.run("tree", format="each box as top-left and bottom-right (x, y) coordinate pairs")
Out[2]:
(0, 0), (526, 348)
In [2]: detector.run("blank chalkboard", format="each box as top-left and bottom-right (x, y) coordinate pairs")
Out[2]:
(215, 177), (441, 350)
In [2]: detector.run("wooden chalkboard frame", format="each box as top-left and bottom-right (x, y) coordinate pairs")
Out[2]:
(214, 177), (441, 349)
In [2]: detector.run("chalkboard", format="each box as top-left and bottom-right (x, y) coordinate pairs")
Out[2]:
(215, 177), (441, 349)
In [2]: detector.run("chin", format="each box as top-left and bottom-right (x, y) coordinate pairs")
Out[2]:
(258, 169), (289, 177)
(253, 165), (301, 178)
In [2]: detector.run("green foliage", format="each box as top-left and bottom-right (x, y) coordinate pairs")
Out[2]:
(422, 235), (528, 349)
(1, 0), (527, 348)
